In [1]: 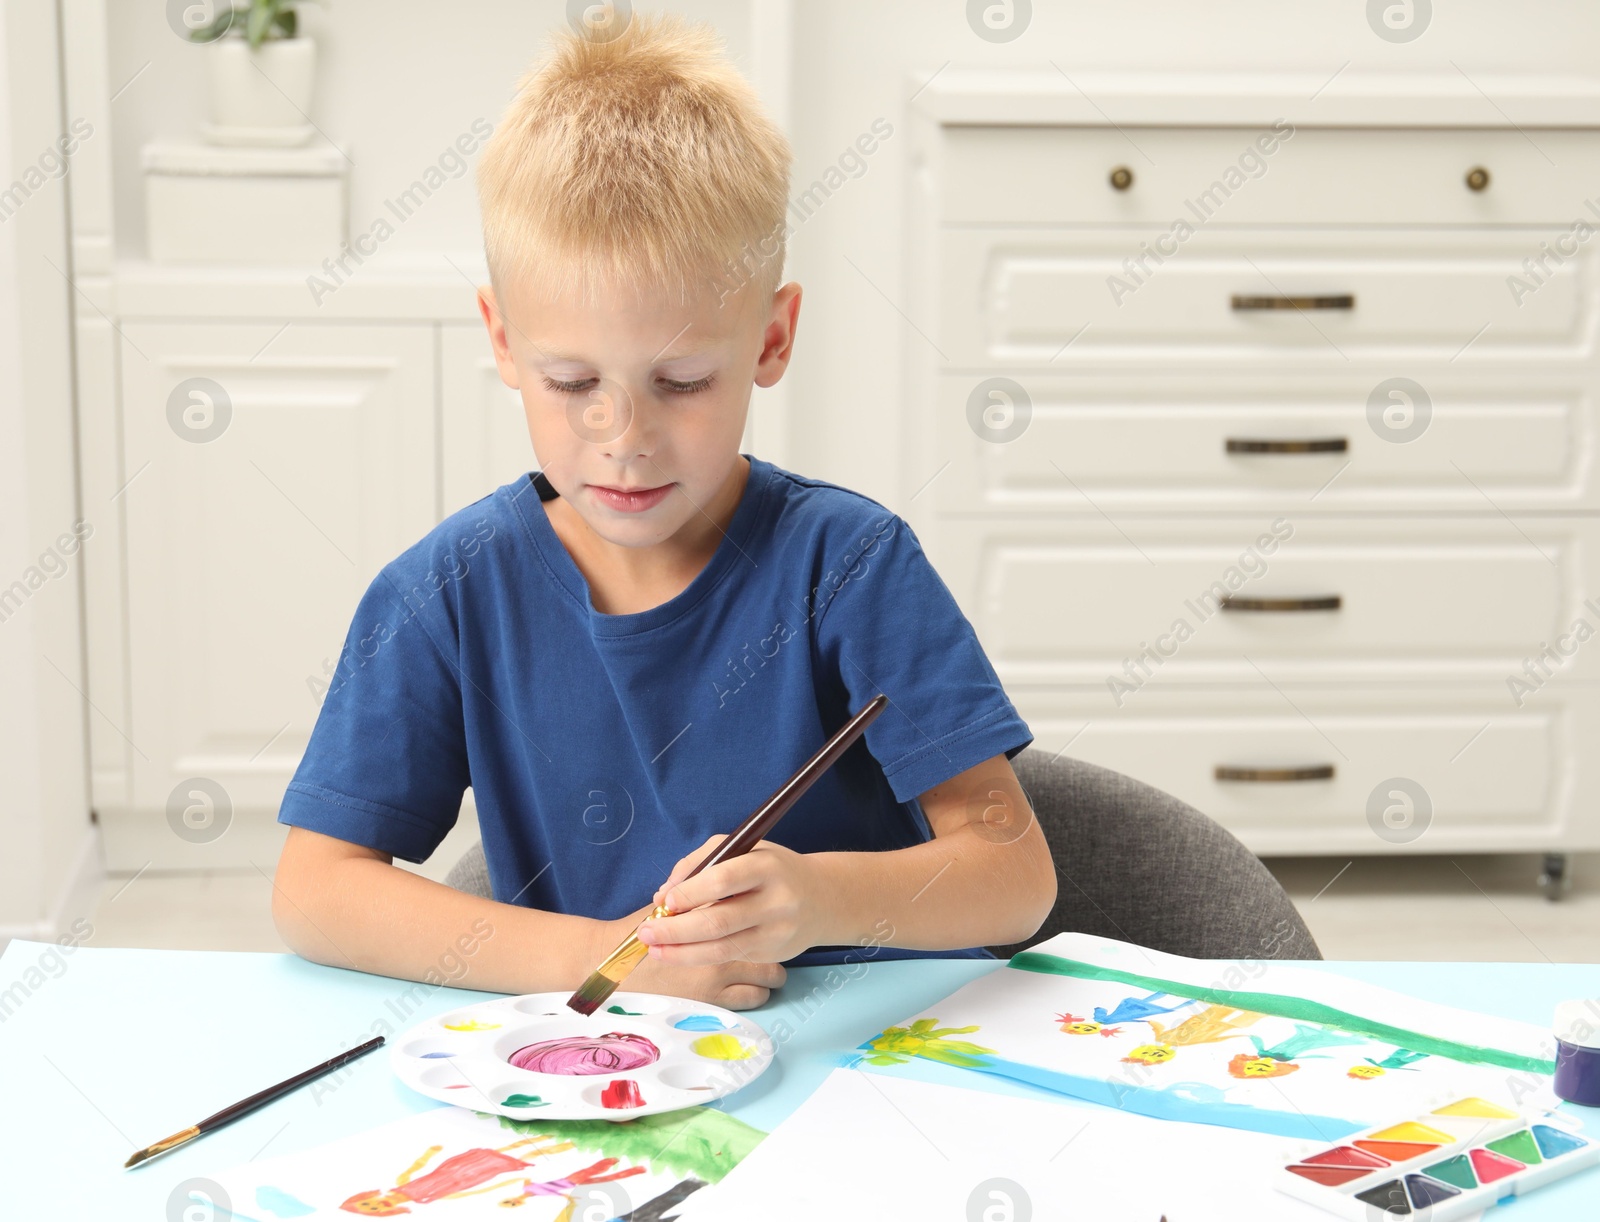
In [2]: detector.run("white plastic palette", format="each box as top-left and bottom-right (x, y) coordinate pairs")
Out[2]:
(391, 991), (773, 1121)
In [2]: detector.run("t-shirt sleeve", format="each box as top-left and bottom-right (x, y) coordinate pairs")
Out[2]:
(814, 510), (1033, 803)
(278, 564), (470, 863)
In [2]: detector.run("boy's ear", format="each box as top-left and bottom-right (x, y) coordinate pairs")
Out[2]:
(754, 281), (802, 389)
(477, 285), (521, 390)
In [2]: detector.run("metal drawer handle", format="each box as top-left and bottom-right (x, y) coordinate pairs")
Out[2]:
(1231, 294), (1355, 311)
(1215, 764), (1336, 783)
(1466, 166), (1490, 192)
(1109, 165), (1133, 190)
(1220, 595), (1342, 612)
(1226, 437), (1348, 454)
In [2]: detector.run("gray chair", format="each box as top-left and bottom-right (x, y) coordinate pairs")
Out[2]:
(444, 748), (1321, 961)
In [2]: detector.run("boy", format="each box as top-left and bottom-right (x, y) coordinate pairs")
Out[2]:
(271, 12), (1055, 1010)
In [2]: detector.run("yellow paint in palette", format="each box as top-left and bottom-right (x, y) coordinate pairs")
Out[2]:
(692, 1033), (755, 1061)
(1366, 1122), (1457, 1145)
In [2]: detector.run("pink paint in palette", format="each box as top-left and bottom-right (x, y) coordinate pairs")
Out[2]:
(1277, 1096), (1600, 1219)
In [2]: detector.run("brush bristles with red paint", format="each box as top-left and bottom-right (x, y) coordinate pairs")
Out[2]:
(565, 694), (889, 1015)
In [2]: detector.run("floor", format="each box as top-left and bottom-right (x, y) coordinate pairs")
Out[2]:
(81, 851), (1600, 962)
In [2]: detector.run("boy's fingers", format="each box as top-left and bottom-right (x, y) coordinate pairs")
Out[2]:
(716, 985), (770, 1010)
(653, 835), (732, 904)
(746, 960), (787, 990)
(649, 933), (756, 968)
(660, 856), (763, 913)
(640, 901), (752, 949)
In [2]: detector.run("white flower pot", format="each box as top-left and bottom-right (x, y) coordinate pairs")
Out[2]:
(203, 36), (317, 147)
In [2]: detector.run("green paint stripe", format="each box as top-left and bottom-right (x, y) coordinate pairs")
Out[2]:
(1008, 951), (1555, 1076)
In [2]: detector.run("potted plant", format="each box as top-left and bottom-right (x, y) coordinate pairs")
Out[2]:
(189, 0), (323, 147)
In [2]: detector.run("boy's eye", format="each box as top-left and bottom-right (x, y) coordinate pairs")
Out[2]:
(540, 374), (715, 396)
(541, 375), (594, 394)
(661, 374), (714, 395)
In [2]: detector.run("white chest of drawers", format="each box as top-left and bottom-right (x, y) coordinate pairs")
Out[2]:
(901, 71), (1600, 873)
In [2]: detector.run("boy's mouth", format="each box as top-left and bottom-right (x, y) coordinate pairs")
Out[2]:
(588, 482), (674, 513)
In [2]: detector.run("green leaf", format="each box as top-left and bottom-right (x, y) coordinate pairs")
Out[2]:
(246, 1), (273, 47)
(273, 8), (296, 37)
(188, 8), (238, 42)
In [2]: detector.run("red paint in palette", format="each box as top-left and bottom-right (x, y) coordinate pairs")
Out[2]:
(601, 1078), (644, 1109)
(1301, 1145), (1390, 1169)
(1286, 1164), (1369, 1186)
(1469, 1146), (1525, 1184)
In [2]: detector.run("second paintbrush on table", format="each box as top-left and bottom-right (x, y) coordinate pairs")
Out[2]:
(565, 692), (889, 1015)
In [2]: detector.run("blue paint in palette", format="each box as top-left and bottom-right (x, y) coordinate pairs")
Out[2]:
(674, 1013), (736, 1032)
(1533, 1124), (1590, 1159)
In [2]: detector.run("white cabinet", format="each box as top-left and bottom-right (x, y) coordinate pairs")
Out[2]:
(105, 323), (436, 867)
(905, 86), (1600, 861)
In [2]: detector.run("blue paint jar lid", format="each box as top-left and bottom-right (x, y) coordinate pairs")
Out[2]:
(1554, 1000), (1600, 1049)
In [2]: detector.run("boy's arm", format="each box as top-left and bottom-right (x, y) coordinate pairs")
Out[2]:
(807, 751), (1057, 951)
(272, 826), (787, 1006)
(640, 752), (1057, 962)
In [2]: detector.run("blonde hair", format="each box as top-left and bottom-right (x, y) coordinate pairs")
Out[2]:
(476, 11), (793, 311)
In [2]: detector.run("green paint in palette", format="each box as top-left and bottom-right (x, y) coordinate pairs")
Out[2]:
(1420, 1153), (1478, 1190)
(500, 1093), (547, 1109)
(1486, 1128), (1543, 1166)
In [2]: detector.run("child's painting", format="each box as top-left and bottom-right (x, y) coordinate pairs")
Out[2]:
(858, 932), (1560, 1140)
(197, 1102), (763, 1220)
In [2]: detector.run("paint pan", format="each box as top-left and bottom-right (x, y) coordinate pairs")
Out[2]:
(1277, 1096), (1600, 1219)
(390, 992), (773, 1121)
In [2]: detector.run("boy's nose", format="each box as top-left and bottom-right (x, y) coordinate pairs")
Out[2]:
(565, 376), (658, 459)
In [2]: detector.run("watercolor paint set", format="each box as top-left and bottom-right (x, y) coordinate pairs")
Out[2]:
(390, 991), (773, 1121)
(1276, 1095), (1599, 1219)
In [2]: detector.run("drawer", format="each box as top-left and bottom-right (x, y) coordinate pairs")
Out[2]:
(940, 126), (1600, 227)
(1013, 684), (1600, 855)
(939, 228), (1592, 365)
(927, 370), (1600, 512)
(923, 516), (1600, 685)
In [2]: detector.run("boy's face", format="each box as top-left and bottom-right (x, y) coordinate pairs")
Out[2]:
(478, 268), (800, 553)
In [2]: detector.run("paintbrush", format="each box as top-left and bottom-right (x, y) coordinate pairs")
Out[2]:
(566, 693), (890, 1015)
(123, 1035), (385, 1168)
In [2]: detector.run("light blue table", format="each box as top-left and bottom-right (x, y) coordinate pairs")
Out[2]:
(1, 940), (1595, 1217)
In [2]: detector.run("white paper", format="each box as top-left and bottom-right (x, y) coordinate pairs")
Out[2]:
(675, 1068), (1489, 1222)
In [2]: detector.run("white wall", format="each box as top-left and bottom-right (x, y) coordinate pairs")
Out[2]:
(0, 0), (98, 942)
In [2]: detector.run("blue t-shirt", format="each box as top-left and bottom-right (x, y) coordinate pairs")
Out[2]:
(280, 454), (1033, 966)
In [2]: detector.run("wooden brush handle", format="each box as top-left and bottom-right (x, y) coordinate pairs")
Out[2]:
(677, 693), (888, 887)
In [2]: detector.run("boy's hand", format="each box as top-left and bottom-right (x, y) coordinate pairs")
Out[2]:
(620, 944), (787, 1011)
(636, 834), (828, 966)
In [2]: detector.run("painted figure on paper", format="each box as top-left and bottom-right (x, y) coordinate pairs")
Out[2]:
(862, 1018), (995, 1067)
(1348, 1047), (1431, 1079)
(1119, 1005), (1267, 1065)
(1056, 1012), (1123, 1038)
(497, 1155), (647, 1213)
(1093, 991), (1197, 1027)
(340, 1136), (577, 1214)
(1226, 1022), (1367, 1080)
